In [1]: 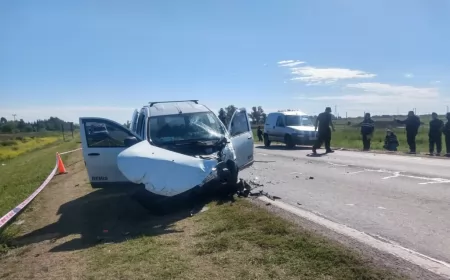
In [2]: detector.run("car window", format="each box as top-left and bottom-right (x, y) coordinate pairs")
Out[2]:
(149, 112), (225, 144)
(136, 114), (145, 137)
(84, 120), (135, 148)
(276, 116), (285, 127)
(230, 110), (249, 136)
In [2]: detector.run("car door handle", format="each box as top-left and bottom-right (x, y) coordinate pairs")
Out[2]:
(88, 153), (100, 156)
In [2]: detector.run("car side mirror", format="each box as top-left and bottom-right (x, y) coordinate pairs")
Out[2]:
(124, 136), (139, 147)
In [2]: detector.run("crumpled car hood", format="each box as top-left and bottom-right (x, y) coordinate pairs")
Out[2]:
(117, 141), (219, 197)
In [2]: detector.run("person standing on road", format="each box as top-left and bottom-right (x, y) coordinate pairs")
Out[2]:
(428, 112), (444, 156)
(360, 113), (375, 151)
(312, 107), (335, 155)
(257, 126), (263, 142)
(395, 111), (421, 154)
(443, 112), (450, 157)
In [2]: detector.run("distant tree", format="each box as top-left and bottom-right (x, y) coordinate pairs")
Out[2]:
(248, 106), (266, 124)
(123, 121), (131, 129)
(1, 123), (13, 133)
(218, 108), (227, 125)
(225, 105), (237, 125)
(0, 117), (7, 124)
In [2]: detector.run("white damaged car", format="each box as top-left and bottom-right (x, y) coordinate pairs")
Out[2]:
(79, 100), (254, 198)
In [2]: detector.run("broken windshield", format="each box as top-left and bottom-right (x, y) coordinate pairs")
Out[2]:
(149, 112), (226, 145)
(285, 116), (313, 126)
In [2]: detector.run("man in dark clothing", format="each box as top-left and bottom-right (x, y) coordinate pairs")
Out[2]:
(257, 126), (263, 142)
(443, 113), (450, 156)
(312, 107), (335, 154)
(383, 129), (399, 151)
(428, 112), (444, 156)
(395, 111), (421, 154)
(360, 113), (375, 151)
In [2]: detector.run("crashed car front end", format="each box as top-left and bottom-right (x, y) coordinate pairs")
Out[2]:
(116, 115), (241, 197)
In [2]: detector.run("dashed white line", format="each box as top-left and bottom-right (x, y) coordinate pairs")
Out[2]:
(259, 196), (450, 279)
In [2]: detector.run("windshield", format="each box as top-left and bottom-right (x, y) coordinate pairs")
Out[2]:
(285, 115), (313, 126)
(149, 112), (226, 144)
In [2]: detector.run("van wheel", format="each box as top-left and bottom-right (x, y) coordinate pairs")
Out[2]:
(263, 134), (271, 147)
(285, 135), (295, 149)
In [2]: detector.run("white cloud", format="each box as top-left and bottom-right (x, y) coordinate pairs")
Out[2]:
(431, 80), (441, 85)
(295, 82), (441, 112)
(277, 60), (376, 85)
(278, 60), (305, 67)
(290, 67), (376, 85)
(345, 82), (439, 98)
(404, 73), (414, 78)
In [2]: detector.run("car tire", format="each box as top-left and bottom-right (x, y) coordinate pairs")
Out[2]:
(285, 134), (295, 149)
(264, 134), (271, 147)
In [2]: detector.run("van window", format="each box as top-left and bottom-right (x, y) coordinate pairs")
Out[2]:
(285, 115), (313, 126)
(276, 116), (285, 127)
(136, 114), (145, 137)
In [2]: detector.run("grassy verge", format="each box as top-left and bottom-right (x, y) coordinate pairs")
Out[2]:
(0, 136), (61, 161)
(253, 127), (432, 153)
(85, 199), (405, 280)
(0, 137), (80, 246)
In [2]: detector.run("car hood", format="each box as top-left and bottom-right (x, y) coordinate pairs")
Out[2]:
(287, 125), (316, 132)
(116, 141), (218, 197)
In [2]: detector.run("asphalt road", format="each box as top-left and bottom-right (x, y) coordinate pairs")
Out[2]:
(240, 144), (450, 264)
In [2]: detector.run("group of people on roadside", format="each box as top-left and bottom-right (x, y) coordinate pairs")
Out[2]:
(312, 107), (450, 156)
(359, 111), (450, 156)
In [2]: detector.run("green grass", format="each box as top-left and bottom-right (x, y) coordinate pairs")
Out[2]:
(0, 137), (80, 248)
(85, 199), (405, 280)
(254, 122), (434, 153)
(0, 136), (61, 161)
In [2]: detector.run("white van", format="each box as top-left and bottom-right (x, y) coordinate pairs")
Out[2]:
(79, 100), (254, 197)
(263, 110), (317, 148)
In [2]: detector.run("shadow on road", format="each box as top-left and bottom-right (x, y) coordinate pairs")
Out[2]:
(11, 183), (237, 253)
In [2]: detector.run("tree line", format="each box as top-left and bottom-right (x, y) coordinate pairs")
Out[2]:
(0, 116), (78, 133)
(217, 105), (267, 126)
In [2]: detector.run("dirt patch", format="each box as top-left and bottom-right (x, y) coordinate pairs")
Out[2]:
(0, 150), (90, 279)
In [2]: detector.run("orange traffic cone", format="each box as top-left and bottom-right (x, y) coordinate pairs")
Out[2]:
(56, 152), (67, 174)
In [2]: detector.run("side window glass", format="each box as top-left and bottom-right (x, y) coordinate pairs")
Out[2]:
(276, 116), (285, 127)
(131, 113), (139, 132)
(230, 111), (249, 136)
(84, 120), (136, 148)
(136, 114), (145, 136)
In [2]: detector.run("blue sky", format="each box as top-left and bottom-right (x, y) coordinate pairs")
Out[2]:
(1, 0), (449, 123)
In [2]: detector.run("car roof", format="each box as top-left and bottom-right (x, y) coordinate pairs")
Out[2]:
(270, 110), (308, 116)
(146, 101), (210, 117)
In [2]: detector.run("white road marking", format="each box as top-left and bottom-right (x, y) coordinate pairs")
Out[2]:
(332, 165), (450, 185)
(346, 171), (366, 175)
(257, 153), (268, 156)
(378, 206), (387, 210)
(327, 162), (348, 167)
(345, 203), (355, 206)
(259, 196), (450, 278)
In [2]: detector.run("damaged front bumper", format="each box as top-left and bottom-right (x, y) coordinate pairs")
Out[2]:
(117, 141), (239, 197)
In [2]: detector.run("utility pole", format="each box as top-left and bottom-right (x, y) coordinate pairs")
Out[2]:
(447, 105), (449, 113)
(12, 114), (16, 122)
(414, 108), (416, 115)
(346, 112), (348, 119)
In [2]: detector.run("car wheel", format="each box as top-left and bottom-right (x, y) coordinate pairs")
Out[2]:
(264, 134), (271, 147)
(285, 135), (295, 149)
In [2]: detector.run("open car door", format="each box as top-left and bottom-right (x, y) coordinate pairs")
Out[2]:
(79, 117), (142, 188)
(228, 108), (254, 170)
(130, 109), (139, 133)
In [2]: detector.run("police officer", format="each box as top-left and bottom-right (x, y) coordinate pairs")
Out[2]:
(360, 113), (375, 151)
(443, 112), (450, 157)
(312, 107), (335, 154)
(395, 111), (421, 154)
(428, 112), (444, 156)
